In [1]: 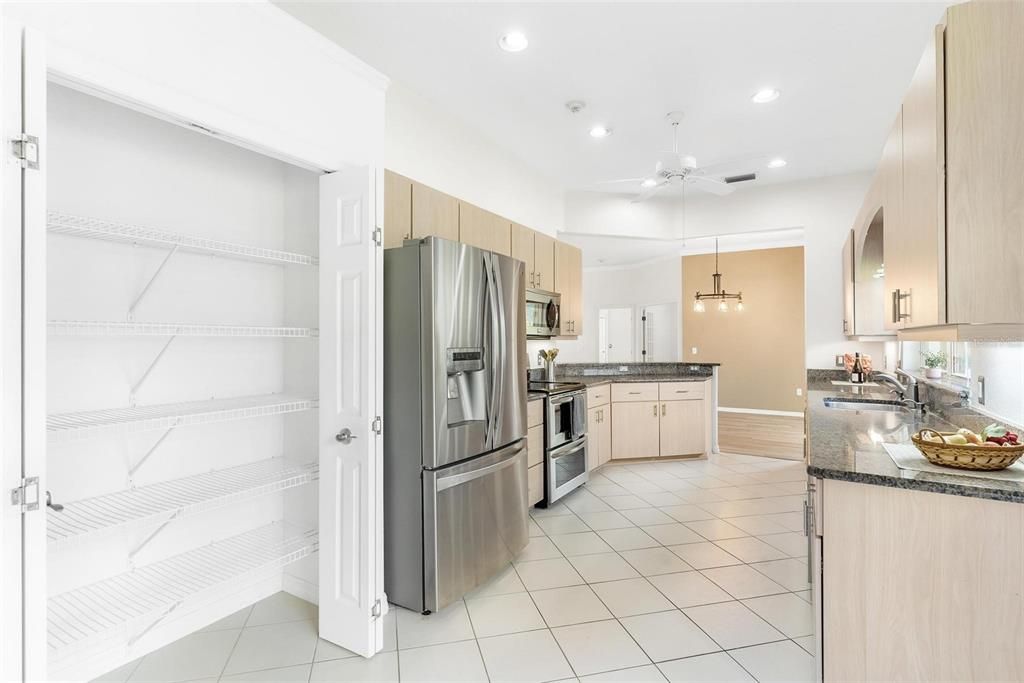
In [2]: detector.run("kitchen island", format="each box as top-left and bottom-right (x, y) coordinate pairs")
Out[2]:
(805, 376), (1024, 681)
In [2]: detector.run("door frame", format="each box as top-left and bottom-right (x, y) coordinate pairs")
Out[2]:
(6, 17), (386, 678)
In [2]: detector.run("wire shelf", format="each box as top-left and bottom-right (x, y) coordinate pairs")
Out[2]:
(47, 210), (318, 266)
(47, 395), (318, 444)
(49, 458), (318, 548)
(48, 320), (318, 338)
(48, 524), (317, 663)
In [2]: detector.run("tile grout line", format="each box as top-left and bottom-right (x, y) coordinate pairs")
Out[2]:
(214, 605), (254, 683)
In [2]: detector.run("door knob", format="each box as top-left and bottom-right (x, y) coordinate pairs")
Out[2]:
(335, 428), (357, 444)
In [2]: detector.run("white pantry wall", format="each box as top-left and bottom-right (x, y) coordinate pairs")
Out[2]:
(385, 82), (564, 238)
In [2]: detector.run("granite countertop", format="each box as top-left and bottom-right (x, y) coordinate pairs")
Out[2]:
(806, 380), (1024, 503)
(575, 375), (712, 387)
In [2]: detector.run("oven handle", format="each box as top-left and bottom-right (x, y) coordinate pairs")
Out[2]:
(550, 438), (586, 460)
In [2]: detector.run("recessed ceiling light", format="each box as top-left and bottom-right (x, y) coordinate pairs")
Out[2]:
(751, 88), (780, 104)
(498, 31), (529, 52)
(767, 158), (787, 169)
(641, 178), (657, 188)
(589, 125), (612, 138)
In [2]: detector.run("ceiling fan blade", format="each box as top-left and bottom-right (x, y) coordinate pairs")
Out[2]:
(723, 172), (757, 184)
(631, 181), (668, 203)
(688, 175), (735, 196)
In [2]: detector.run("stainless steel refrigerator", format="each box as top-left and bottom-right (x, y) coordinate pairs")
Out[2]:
(384, 237), (528, 614)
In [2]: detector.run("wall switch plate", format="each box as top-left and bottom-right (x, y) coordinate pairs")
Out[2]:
(691, 347), (698, 355)
(796, 388), (803, 397)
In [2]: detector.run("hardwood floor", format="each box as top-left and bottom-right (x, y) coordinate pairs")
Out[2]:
(718, 412), (805, 460)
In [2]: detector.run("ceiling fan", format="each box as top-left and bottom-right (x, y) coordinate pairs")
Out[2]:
(598, 111), (757, 202)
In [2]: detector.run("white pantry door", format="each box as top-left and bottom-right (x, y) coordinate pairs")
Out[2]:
(318, 167), (385, 658)
(0, 21), (47, 683)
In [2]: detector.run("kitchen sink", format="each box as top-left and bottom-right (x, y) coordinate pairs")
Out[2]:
(822, 397), (910, 413)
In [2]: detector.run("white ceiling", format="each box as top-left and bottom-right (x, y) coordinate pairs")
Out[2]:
(277, 1), (949, 193)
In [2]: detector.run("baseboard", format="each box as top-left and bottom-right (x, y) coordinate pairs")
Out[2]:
(284, 564), (319, 605)
(719, 406), (804, 418)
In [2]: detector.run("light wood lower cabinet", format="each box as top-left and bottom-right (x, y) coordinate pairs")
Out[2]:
(587, 405), (611, 471)
(822, 478), (1024, 680)
(611, 401), (660, 459)
(659, 400), (705, 457)
(610, 382), (709, 460)
(527, 462), (543, 507)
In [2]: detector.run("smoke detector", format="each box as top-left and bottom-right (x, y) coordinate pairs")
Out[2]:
(565, 100), (586, 114)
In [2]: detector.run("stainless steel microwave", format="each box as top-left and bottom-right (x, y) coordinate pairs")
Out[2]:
(526, 289), (561, 338)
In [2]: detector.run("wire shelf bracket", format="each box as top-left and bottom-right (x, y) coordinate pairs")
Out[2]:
(127, 244), (178, 321)
(129, 336), (177, 406)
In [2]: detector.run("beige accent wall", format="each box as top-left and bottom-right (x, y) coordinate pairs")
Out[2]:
(682, 246), (806, 412)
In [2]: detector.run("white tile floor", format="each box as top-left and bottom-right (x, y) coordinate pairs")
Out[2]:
(99, 453), (814, 683)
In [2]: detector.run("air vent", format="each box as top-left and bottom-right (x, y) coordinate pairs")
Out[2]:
(723, 173), (756, 184)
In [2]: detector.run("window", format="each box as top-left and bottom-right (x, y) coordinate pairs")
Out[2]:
(949, 342), (970, 379)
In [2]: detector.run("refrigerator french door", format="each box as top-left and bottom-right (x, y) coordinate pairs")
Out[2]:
(384, 237), (528, 613)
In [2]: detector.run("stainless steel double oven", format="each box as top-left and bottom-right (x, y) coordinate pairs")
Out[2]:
(530, 381), (588, 505)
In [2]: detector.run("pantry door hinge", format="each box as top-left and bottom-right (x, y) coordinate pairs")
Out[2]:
(372, 227), (382, 247)
(371, 416), (383, 436)
(371, 598), (383, 619)
(11, 133), (39, 170)
(10, 476), (40, 512)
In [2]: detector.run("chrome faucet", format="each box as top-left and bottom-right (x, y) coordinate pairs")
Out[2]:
(874, 369), (923, 408)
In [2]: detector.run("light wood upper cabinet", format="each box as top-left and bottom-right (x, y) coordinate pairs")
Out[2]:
(659, 400), (705, 457)
(842, 229), (856, 336)
(511, 223), (536, 287)
(897, 27), (946, 328)
(458, 202), (511, 256)
(555, 240), (583, 336)
(534, 232), (555, 291)
(383, 170), (412, 249)
(880, 112), (905, 331)
(945, 1), (1024, 324)
(412, 182), (459, 243)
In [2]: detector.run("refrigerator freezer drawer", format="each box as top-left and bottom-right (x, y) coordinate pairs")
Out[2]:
(423, 439), (528, 612)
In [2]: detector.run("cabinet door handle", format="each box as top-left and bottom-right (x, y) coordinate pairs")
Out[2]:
(628, 391), (641, 395)
(675, 390), (689, 394)
(891, 290), (899, 324)
(652, 404), (658, 417)
(662, 403), (666, 416)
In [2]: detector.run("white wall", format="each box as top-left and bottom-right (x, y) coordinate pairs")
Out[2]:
(554, 256), (682, 364)
(562, 173), (893, 370)
(384, 82), (564, 238)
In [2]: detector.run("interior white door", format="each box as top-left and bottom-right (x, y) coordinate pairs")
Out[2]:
(0, 21), (47, 683)
(318, 166), (385, 658)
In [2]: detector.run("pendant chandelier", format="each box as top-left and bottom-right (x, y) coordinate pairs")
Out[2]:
(693, 239), (744, 313)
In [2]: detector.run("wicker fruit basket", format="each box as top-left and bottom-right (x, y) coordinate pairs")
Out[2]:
(912, 429), (1024, 471)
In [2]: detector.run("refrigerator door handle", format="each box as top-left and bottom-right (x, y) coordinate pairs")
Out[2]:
(483, 254), (500, 449)
(435, 441), (525, 492)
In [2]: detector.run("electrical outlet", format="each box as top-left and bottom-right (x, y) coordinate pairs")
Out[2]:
(796, 388), (803, 397)
(691, 347), (698, 355)
(835, 354), (844, 367)
(618, 366), (629, 372)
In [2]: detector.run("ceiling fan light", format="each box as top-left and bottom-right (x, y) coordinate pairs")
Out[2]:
(641, 178), (657, 188)
(498, 31), (529, 52)
(736, 299), (744, 312)
(767, 158), (787, 169)
(589, 125), (612, 139)
(752, 88), (780, 104)
(681, 155), (698, 169)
